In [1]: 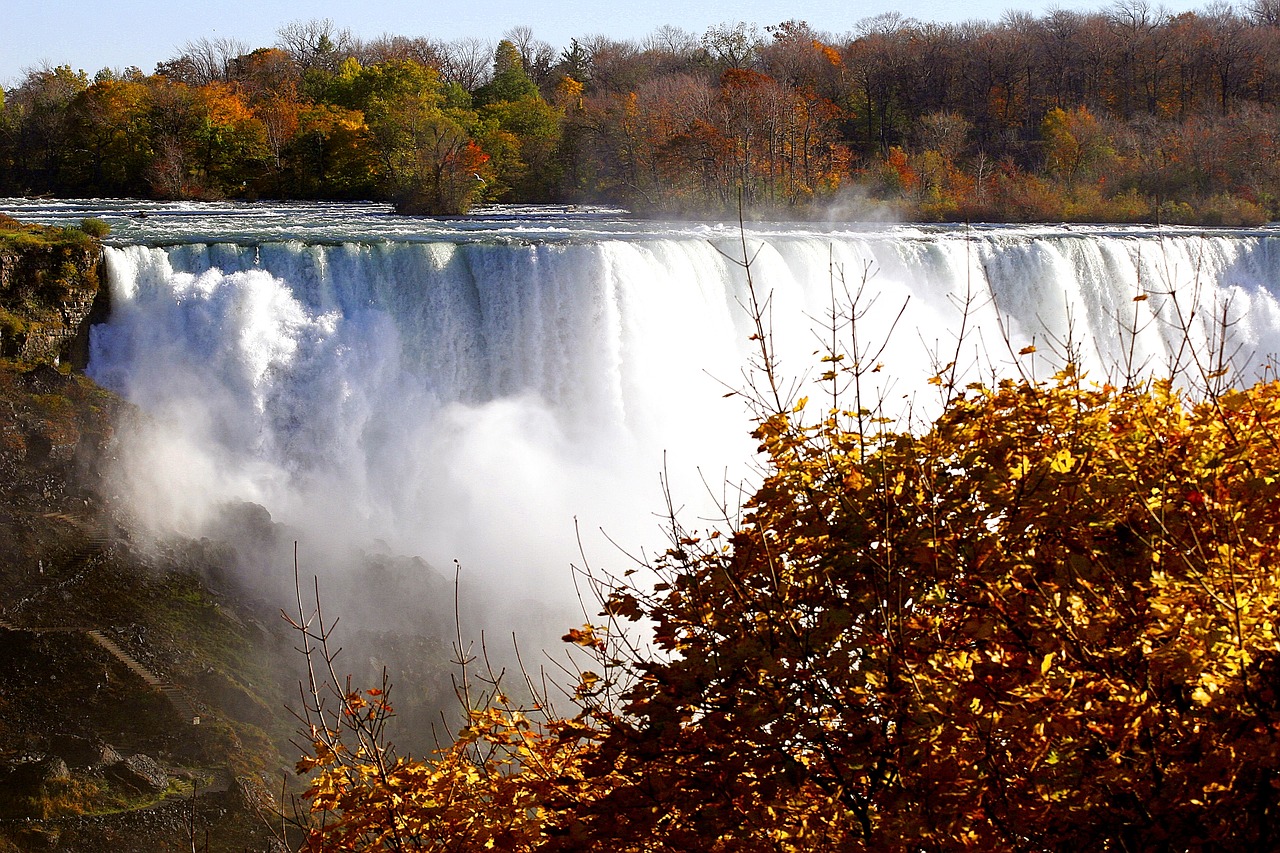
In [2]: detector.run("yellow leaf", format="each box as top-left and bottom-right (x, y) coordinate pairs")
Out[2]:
(1049, 448), (1075, 473)
(1010, 456), (1032, 480)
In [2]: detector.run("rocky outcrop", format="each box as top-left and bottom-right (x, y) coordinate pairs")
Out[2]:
(50, 735), (123, 771)
(0, 221), (302, 852)
(0, 219), (107, 368)
(107, 753), (169, 793)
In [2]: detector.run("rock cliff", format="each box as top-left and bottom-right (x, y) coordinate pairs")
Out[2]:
(0, 216), (299, 851)
(0, 216), (108, 367)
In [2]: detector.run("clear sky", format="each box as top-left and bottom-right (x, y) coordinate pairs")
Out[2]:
(5, 0), (1212, 88)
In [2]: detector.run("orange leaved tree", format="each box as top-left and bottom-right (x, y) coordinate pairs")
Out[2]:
(562, 369), (1280, 850)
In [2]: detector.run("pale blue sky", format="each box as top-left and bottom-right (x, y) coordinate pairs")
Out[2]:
(6, 0), (1212, 88)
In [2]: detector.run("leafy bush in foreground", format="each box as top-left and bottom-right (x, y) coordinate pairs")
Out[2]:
(571, 368), (1280, 850)
(290, 248), (1280, 852)
(292, 363), (1280, 851)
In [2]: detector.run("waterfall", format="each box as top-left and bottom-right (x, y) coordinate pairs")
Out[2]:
(86, 223), (1280, 616)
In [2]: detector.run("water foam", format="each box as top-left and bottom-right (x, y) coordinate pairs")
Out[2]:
(87, 222), (1280, 621)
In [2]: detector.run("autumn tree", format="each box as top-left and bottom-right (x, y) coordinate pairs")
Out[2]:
(478, 95), (562, 200)
(287, 103), (377, 199)
(464, 40), (563, 200)
(65, 76), (152, 195)
(1040, 105), (1114, 185)
(326, 58), (490, 214)
(291, 232), (1280, 851)
(189, 81), (269, 194)
(12, 9), (1280, 217)
(1, 65), (89, 193)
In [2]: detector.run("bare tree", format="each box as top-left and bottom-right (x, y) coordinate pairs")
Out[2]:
(156, 37), (250, 85)
(437, 37), (494, 91)
(856, 11), (914, 37)
(276, 18), (356, 73)
(916, 110), (972, 158)
(503, 26), (556, 83)
(701, 22), (763, 69)
(759, 20), (827, 88)
(356, 34), (445, 69)
(643, 25), (700, 58)
(1248, 0), (1280, 26)
(1203, 1), (1252, 114)
(581, 36), (645, 94)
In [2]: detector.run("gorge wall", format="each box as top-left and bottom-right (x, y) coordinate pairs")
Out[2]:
(0, 218), (296, 852)
(0, 219), (107, 367)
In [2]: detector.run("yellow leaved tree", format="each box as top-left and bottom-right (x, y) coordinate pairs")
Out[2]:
(289, 248), (1280, 850)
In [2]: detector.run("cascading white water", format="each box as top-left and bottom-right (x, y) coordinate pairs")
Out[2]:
(89, 234), (773, 612)
(10, 200), (1280, 629)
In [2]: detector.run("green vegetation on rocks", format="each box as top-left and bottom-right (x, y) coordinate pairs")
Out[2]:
(0, 216), (108, 367)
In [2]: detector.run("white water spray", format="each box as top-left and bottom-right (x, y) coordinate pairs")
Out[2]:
(80, 212), (1280, 631)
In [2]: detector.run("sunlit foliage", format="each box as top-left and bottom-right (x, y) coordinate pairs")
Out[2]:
(10, 8), (1280, 218)
(565, 368), (1280, 849)
(291, 264), (1280, 848)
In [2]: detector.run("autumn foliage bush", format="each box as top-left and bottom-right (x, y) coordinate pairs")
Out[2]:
(291, 272), (1280, 850)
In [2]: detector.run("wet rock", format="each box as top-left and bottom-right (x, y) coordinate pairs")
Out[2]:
(107, 753), (168, 793)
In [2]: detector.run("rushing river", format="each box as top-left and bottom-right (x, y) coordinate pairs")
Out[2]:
(7, 198), (1280, 626)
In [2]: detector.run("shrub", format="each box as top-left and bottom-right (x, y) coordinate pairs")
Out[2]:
(77, 218), (111, 239)
(292, 257), (1280, 851)
(1197, 193), (1269, 227)
(566, 368), (1280, 850)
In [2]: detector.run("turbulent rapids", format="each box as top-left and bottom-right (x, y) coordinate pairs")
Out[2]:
(8, 199), (1280, 617)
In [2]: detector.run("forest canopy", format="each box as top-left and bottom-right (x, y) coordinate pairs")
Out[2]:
(5, 5), (1280, 220)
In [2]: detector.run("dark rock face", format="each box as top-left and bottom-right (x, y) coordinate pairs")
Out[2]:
(50, 735), (123, 770)
(0, 225), (303, 851)
(0, 235), (104, 367)
(37, 755), (72, 784)
(0, 754), (72, 792)
(107, 753), (169, 793)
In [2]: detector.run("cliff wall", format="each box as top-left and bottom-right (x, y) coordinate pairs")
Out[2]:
(0, 216), (107, 368)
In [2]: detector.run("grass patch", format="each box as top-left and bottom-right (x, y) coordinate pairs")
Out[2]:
(0, 775), (148, 820)
(0, 215), (106, 251)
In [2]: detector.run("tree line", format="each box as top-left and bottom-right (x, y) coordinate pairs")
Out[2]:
(5, 3), (1280, 221)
